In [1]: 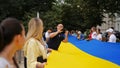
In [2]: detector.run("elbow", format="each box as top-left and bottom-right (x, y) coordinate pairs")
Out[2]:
(49, 36), (54, 38)
(49, 34), (54, 38)
(62, 39), (68, 42)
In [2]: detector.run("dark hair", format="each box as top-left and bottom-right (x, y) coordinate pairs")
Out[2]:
(97, 28), (101, 33)
(48, 27), (53, 31)
(111, 27), (114, 30)
(92, 27), (96, 31)
(0, 18), (23, 52)
(98, 28), (101, 32)
(0, 26), (3, 48)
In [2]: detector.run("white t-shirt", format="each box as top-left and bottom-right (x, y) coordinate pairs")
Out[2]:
(0, 57), (15, 68)
(45, 31), (50, 38)
(96, 34), (102, 40)
(91, 32), (97, 39)
(108, 34), (116, 43)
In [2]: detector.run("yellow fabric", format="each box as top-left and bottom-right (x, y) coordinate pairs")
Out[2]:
(23, 38), (47, 68)
(45, 42), (120, 68)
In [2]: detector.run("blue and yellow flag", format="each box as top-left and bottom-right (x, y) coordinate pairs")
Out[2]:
(45, 36), (120, 68)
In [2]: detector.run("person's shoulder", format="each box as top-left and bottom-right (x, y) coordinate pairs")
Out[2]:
(45, 31), (48, 34)
(0, 58), (8, 68)
(28, 38), (37, 42)
(111, 34), (115, 37)
(29, 38), (43, 46)
(25, 38), (38, 46)
(99, 34), (102, 36)
(92, 32), (97, 35)
(113, 34), (116, 38)
(110, 34), (116, 38)
(93, 32), (97, 34)
(0, 57), (6, 62)
(0, 64), (5, 68)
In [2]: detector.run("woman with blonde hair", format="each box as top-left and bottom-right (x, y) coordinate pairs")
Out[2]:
(24, 18), (47, 68)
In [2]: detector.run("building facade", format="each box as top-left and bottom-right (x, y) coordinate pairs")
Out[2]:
(97, 13), (120, 33)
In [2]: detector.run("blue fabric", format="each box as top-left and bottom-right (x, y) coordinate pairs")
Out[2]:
(68, 35), (120, 65)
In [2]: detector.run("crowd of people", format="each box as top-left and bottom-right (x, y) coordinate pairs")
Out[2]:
(89, 26), (118, 43)
(0, 17), (119, 68)
(0, 17), (69, 68)
(68, 26), (117, 43)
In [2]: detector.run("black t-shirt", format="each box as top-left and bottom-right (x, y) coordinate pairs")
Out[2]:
(47, 30), (64, 50)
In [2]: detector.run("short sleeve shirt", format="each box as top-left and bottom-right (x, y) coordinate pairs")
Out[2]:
(47, 30), (65, 50)
(108, 34), (116, 43)
(0, 57), (15, 68)
(96, 34), (102, 40)
(91, 32), (97, 39)
(45, 31), (50, 38)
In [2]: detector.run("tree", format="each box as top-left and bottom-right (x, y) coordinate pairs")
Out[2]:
(0, 0), (120, 32)
(0, 0), (24, 21)
(0, 0), (55, 31)
(42, 0), (63, 30)
(61, 0), (120, 32)
(61, 0), (102, 32)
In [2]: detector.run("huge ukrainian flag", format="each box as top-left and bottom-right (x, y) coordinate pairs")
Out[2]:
(45, 36), (120, 68)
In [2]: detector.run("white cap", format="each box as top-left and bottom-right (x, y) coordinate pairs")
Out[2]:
(78, 31), (81, 34)
(106, 28), (113, 33)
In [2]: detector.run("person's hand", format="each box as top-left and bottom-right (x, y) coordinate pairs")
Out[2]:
(37, 62), (46, 68)
(47, 48), (52, 52)
(57, 29), (63, 33)
(65, 30), (69, 36)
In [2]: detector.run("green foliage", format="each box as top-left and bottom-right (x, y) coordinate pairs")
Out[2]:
(42, 0), (63, 30)
(61, 0), (120, 32)
(0, 0), (55, 31)
(61, 0), (102, 31)
(0, 0), (120, 32)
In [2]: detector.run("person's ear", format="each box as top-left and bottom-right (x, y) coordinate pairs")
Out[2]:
(13, 35), (18, 43)
(11, 35), (19, 50)
(16, 34), (23, 50)
(17, 34), (22, 43)
(14, 35), (21, 45)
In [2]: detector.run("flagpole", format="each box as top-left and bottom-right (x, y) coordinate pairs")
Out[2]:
(37, 11), (39, 18)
